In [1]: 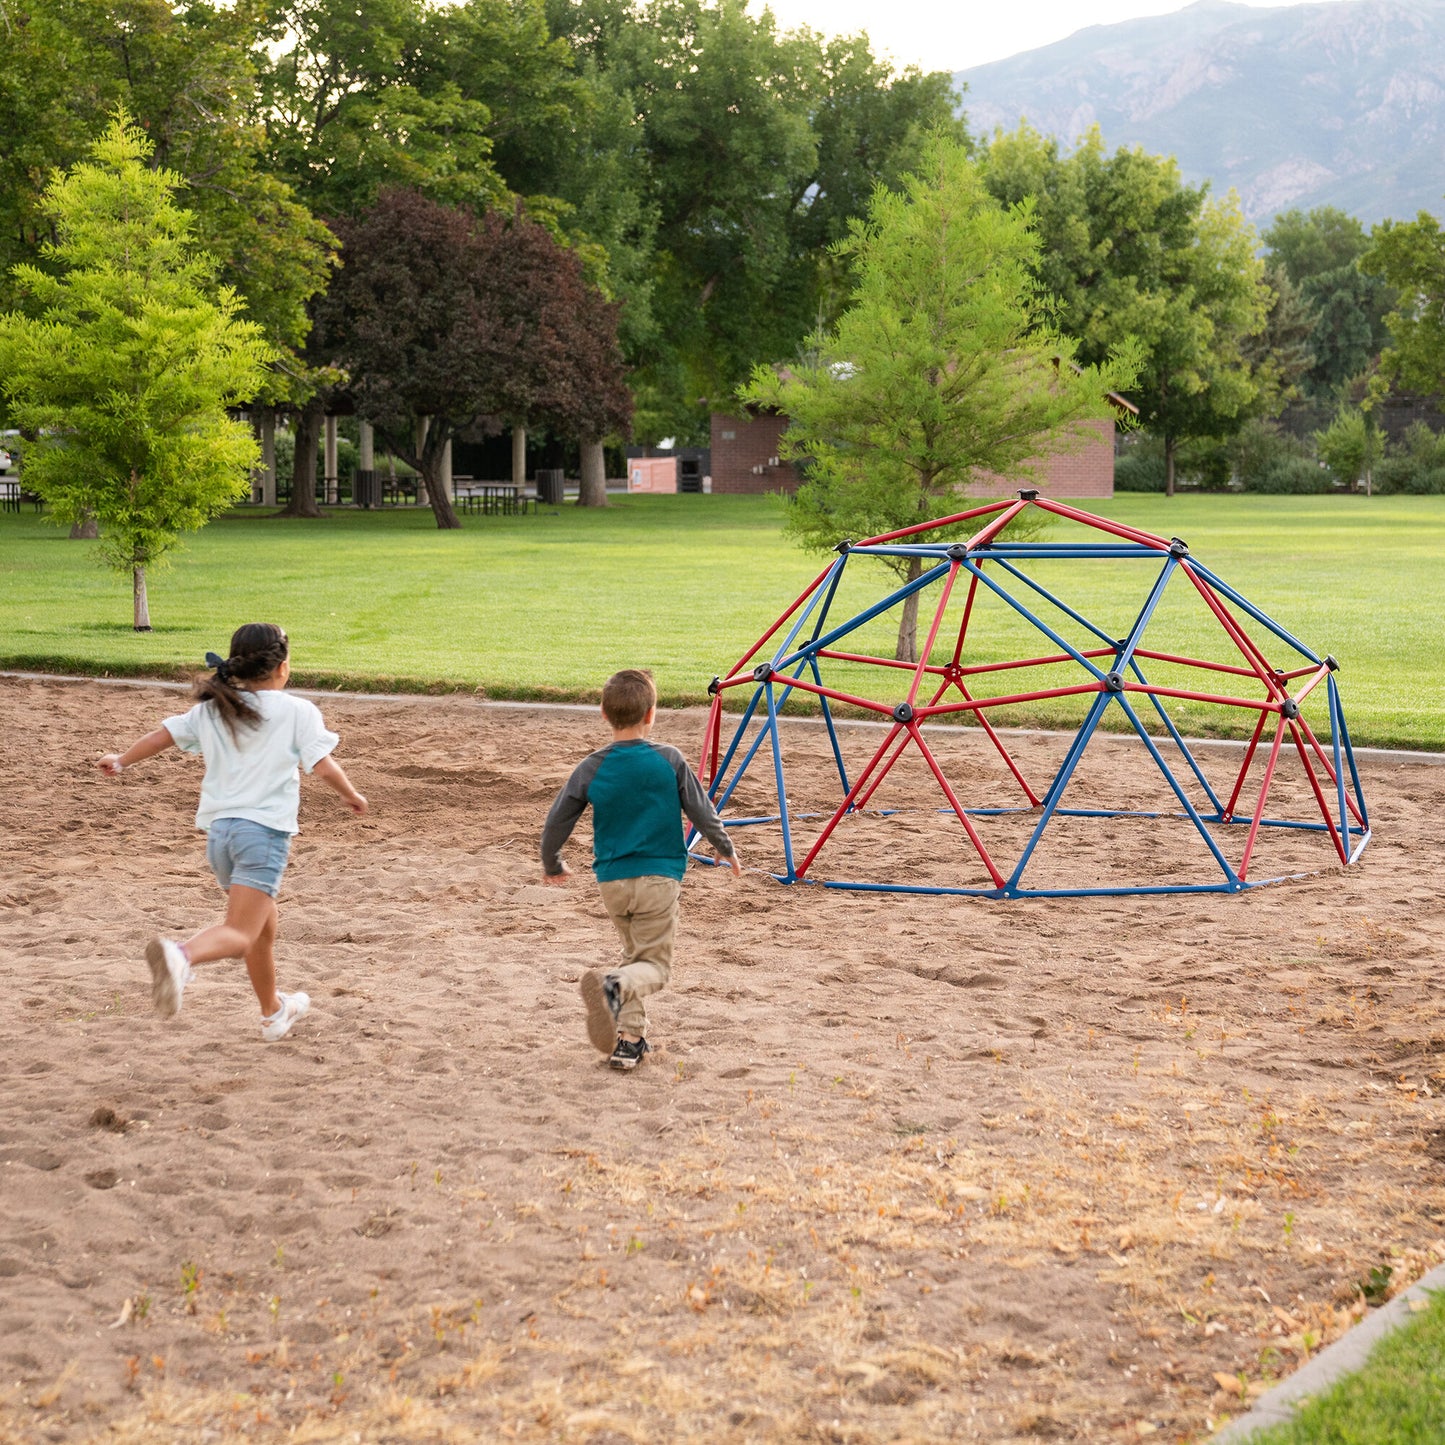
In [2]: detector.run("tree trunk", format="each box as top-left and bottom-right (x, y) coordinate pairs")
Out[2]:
(133, 565), (151, 631)
(894, 556), (923, 663)
(1164, 435), (1177, 499)
(279, 402), (324, 518)
(578, 438), (608, 507)
(420, 426), (462, 530)
(70, 512), (98, 539)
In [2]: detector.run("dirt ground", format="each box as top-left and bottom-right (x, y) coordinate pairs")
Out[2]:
(1, 674), (1443, 1445)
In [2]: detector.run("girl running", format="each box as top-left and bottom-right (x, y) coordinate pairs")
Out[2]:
(97, 623), (367, 1041)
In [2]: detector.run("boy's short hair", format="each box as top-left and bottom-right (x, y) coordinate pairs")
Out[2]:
(602, 669), (657, 728)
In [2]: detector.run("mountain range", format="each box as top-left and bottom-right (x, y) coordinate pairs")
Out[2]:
(954, 0), (1445, 225)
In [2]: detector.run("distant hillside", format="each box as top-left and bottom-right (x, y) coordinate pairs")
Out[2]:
(955, 0), (1445, 226)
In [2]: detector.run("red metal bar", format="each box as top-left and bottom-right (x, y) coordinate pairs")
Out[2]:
(773, 673), (896, 715)
(1297, 717), (1366, 828)
(958, 648), (1108, 678)
(965, 498), (1029, 551)
(701, 694), (722, 784)
(1292, 665), (1330, 706)
(1178, 565), (1284, 697)
(1124, 683), (1281, 712)
(794, 723), (907, 878)
(855, 678), (952, 809)
(907, 561), (960, 707)
(1278, 663), (1322, 680)
(1132, 648), (1261, 679)
(908, 722), (1007, 887)
(1238, 717), (1287, 881)
(954, 676), (1041, 805)
(923, 682), (1105, 716)
(859, 500), (1014, 547)
(1287, 721), (1348, 864)
(951, 570), (981, 667)
(817, 649), (944, 674)
(727, 560), (839, 678)
(1222, 709), (1269, 821)
(1031, 497), (1170, 548)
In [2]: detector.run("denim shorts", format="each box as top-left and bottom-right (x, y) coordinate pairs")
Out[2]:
(206, 818), (292, 898)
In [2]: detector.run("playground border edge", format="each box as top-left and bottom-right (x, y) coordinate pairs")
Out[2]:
(4, 670), (1443, 768)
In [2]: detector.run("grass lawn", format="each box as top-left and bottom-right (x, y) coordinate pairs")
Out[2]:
(1250, 1287), (1445, 1443)
(2, 492), (1443, 748)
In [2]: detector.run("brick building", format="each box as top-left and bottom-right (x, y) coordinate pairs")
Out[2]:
(710, 404), (1135, 499)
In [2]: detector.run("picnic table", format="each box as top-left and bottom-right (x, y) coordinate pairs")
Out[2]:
(455, 479), (533, 515)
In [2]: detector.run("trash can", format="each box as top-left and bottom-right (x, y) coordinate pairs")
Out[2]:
(354, 469), (379, 508)
(536, 468), (565, 505)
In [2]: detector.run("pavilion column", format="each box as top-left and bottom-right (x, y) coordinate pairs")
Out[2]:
(260, 408), (277, 506)
(323, 414), (339, 504)
(358, 420), (374, 472)
(511, 425), (527, 488)
(415, 416), (430, 506)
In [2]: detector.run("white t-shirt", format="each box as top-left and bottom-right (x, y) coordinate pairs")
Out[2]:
(163, 690), (340, 834)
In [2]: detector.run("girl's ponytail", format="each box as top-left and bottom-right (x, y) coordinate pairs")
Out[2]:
(194, 623), (291, 739)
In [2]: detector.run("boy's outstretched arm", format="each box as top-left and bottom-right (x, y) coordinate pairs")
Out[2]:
(541, 762), (593, 883)
(97, 728), (175, 776)
(312, 754), (368, 815)
(675, 758), (742, 877)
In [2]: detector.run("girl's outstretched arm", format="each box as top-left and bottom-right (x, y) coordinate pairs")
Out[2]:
(98, 728), (176, 776)
(311, 754), (368, 815)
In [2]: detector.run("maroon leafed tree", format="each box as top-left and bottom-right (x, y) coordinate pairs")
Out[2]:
(324, 189), (630, 527)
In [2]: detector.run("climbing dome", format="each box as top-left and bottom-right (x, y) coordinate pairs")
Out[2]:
(691, 492), (1370, 898)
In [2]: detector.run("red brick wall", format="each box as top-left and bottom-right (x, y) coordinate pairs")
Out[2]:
(709, 413), (799, 494)
(710, 414), (1114, 498)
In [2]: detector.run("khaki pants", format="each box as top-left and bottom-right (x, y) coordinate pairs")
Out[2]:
(597, 875), (681, 1038)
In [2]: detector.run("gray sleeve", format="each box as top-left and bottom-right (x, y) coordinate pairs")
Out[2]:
(540, 753), (602, 875)
(666, 746), (734, 857)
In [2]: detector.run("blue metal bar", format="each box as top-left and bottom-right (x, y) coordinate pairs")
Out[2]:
(774, 561), (952, 671)
(990, 557), (1119, 647)
(960, 560), (1110, 681)
(709, 685), (764, 804)
(810, 652), (851, 796)
(765, 681), (797, 881)
(808, 551), (850, 642)
(1188, 562), (1323, 665)
(1008, 691), (1112, 888)
(770, 557), (844, 670)
(1114, 693), (1242, 887)
(1328, 675), (1350, 857)
(1334, 681), (1369, 833)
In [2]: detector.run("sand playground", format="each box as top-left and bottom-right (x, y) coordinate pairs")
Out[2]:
(1, 673), (1443, 1443)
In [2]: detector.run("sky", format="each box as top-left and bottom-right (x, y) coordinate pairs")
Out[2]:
(750, 0), (1351, 72)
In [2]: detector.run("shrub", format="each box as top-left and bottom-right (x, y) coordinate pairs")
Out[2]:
(1247, 456), (1334, 494)
(1115, 447), (1166, 492)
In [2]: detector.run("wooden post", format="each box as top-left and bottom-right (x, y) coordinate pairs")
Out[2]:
(260, 408), (277, 506)
(324, 414), (339, 504)
(415, 416), (430, 506)
(441, 437), (454, 503)
(512, 425), (527, 488)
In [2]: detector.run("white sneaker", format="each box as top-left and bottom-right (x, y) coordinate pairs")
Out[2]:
(261, 991), (310, 1042)
(145, 938), (191, 1018)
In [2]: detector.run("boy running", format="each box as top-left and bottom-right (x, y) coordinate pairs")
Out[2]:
(541, 669), (740, 1069)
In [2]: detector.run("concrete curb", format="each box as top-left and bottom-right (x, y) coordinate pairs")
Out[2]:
(1211, 1263), (1445, 1442)
(4, 670), (1444, 767)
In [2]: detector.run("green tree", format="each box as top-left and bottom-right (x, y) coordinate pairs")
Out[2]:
(0, 0), (333, 392)
(982, 127), (1270, 495)
(742, 135), (1138, 661)
(0, 116), (271, 628)
(546, 0), (964, 441)
(1263, 207), (1392, 400)
(1314, 406), (1377, 495)
(1361, 208), (1445, 399)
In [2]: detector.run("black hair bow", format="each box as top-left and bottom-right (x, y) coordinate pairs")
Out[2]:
(205, 651), (232, 682)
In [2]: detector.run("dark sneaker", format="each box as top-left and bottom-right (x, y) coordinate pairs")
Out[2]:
(609, 1036), (651, 1071)
(580, 969), (622, 1054)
